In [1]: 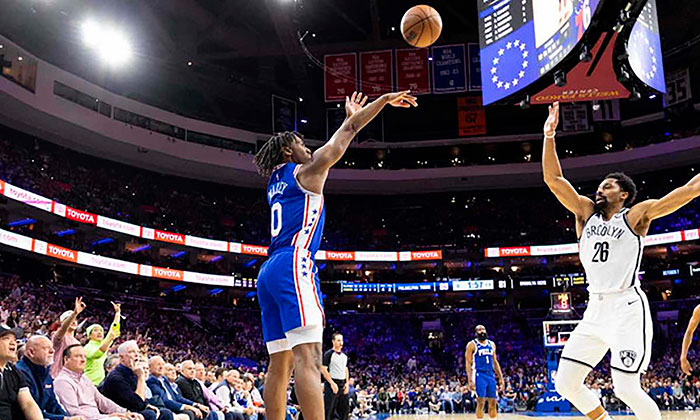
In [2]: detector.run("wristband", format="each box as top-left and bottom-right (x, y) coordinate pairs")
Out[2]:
(544, 131), (556, 138)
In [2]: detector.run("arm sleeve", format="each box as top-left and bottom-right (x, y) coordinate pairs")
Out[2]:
(85, 342), (105, 360)
(44, 387), (69, 420)
(54, 378), (81, 417)
(322, 350), (332, 367)
(106, 377), (147, 411)
(95, 389), (127, 415)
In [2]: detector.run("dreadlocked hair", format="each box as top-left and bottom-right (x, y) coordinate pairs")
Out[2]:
(253, 131), (300, 177)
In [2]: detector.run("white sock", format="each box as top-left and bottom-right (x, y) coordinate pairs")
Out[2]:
(593, 412), (611, 420)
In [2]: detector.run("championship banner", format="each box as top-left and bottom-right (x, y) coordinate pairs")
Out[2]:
(395, 48), (431, 95)
(324, 53), (358, 102)
(467, 43), (482, 91)
(360, 50), (394, 98)
(431, 44), (467, 94)
(561, 103), (590, 132)
(457, 96), (487, 136)
(271, 95), (297, 133)
(665, 68), (692, 107)
(531, 33), (630, 104)
(592, 100), (621, 121)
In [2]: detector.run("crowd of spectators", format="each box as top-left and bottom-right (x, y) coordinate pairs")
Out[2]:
(3, 267), (700, 418)
(2, 124), (700, 259)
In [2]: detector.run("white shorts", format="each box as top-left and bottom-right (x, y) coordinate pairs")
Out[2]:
(560, 286), (653, 374)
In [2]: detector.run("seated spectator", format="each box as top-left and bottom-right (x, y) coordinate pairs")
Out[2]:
(51, 298), (86, 379)
(242, 376), (263, 411)
(54, 344), (144, 420)
(211, 371), (247, 420)
(15, 335), (73, 420)
(0, 324), (44, 420)
(176, 361), (222, 420)
(85, 302), (122, 386)
(205, 372), (216, 389)
(103, 355), (120, 381)
(194, 363), (228, 416)
(101, 340), (173, 420)
(147, 356), (209, 420)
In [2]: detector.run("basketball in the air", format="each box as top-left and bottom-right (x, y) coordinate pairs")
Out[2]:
(401, 5), (442, 48)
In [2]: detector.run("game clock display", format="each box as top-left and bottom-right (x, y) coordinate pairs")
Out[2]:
(478, 0), (601, 105)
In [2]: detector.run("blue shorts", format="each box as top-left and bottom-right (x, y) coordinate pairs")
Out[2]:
(257, 248), (325, 354)
(475, 372), (497, 399)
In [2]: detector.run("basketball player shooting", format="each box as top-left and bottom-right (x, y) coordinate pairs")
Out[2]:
(464, 325), (504, 420)
(543, 101), (700, 420)
(253, 90), (417, 420)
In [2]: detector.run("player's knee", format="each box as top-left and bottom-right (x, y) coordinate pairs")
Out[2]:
(612, 374), (642, 401)
(554, 373), (577, 398)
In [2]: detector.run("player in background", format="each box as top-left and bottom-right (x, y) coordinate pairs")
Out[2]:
(465, 325), (504, 420)
(543, 101), (700, 420)
(681, 304), (700, 375)
(253, 90), (417, 420)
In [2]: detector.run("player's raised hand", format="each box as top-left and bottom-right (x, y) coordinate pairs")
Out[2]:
(345, 91), (368, 118)
(681, 355), (693, 375)
(384, 90), (418, 108)
(544, 101), (560, 137)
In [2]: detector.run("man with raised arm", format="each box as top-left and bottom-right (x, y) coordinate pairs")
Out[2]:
(543, 102), (700, 420)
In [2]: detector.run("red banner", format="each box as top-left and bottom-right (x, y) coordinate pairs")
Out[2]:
(324, 53), (358, 102)
(360, 50), (394, 98)
(411, 250), (443, 260)
(154, 230), (186, 245)
(47, 244), (78, 263)
(325, 251), (356, 261)
(241, 244), (269, 256)
(457, 96), (487, 136)
(152, 267), (185, 281)
(531, 33), (630, 104)
(65, 207), (97, 225)
(396, 48), (430, 95)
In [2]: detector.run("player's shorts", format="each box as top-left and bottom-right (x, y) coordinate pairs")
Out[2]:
(560, 286), (653, 374)
(257, 247), (325, 354)
(475, 372), (497, 399)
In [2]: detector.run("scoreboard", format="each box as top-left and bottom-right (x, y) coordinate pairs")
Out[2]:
(478, 0), (602, 105)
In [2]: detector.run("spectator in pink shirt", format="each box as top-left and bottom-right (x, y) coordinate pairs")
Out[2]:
(51, 298), (86, 379)
(54, 344), (144, 420)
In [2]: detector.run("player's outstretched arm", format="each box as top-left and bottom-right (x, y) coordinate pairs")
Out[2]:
(628, 172), (700, 235)
(297, 91), (417, 193)
(681, 304), (700, 375)
(541, 102), (594, 220)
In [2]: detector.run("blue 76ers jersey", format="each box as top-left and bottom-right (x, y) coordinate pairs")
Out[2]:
(473, 339), (496, 377)
(267, 163), (325, 256)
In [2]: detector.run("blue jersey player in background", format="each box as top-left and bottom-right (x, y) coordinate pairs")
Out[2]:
(465, 325), (504, 420)
(253, 90), (417, 420)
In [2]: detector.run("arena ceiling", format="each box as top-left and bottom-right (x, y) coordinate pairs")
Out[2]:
(1, 0), (699, 138)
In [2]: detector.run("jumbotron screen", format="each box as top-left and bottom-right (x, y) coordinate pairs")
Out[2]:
(478, 0), (602, 105)
(627, 0), (665, 93)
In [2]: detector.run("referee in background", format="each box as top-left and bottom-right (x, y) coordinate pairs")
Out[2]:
(322, 333), (349, 420)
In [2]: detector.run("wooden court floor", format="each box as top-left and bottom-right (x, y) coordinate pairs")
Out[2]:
(386, 412), (700, 419)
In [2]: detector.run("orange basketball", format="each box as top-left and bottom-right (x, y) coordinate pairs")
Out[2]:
(401, 5), (443, 48)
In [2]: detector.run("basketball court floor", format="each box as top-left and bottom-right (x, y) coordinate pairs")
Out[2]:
(387, 412), (700, 419)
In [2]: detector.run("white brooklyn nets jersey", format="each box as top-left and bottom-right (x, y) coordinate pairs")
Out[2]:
(579, 208), (643, 293)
